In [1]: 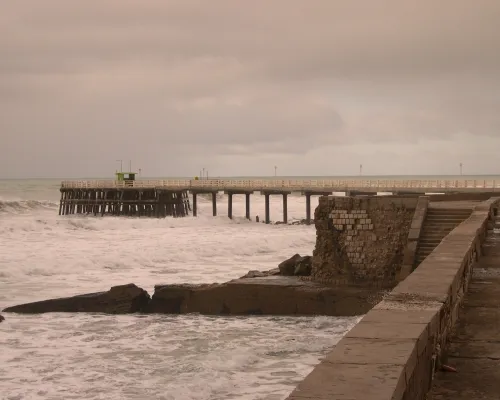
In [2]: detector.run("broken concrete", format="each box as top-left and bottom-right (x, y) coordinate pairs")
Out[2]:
(147, 276), (384, 316)
(3, 277), (384, 317)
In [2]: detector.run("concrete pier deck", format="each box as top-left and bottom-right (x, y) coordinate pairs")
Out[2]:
(427, 216), (500, 399)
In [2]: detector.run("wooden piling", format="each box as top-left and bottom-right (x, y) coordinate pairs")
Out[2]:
(245, 193), (250, 220)
(265, 194), (270, 224)
(59, 187), (190, 218)
(305, 193), (311, 225)
(228, 193), (233, 219)
(283, 193), (288, 223)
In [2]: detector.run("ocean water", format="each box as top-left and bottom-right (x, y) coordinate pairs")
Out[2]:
(0, 179), (360, 400)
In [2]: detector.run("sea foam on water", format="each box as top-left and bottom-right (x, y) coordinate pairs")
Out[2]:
(0, 180), (358, 400)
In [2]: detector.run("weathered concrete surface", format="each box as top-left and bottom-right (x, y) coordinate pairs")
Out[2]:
(399, 196), (429, 280)
(427, 222), (500, 399)
(147, 276), (384, 316)
(3, 284), (151, 314)
(286, 197), (499, 400)
(312, 196), (418, 286)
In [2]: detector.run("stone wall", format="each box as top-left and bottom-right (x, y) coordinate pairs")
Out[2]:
(286, 197), (499, 400)
(312, 196), (418, 286)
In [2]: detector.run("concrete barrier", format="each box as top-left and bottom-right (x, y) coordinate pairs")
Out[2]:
(286, 197), (499, 400)
(399, 196), (429, 281)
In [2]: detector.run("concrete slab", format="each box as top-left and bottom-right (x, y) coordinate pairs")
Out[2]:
(428, 358), (500, 400)
(346, 320), (428, 342)
(323, 337), (417, 366)
(452, 306), (500, 341)
(149, 277), (384, 316)
(362, 308), (438, 327)
(448, 340), (500, 360)
(287, 361), (406, 400)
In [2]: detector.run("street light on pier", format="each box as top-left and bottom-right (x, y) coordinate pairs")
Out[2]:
(460, 163), (463, 176)
(116, 160), (123, 173)
(274, 166), (277, 177)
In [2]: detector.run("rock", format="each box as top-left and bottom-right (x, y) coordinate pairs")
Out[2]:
(241, 270), (267, 278)
(294, 256), (312, 276)
(267, 268), (281, 276)
(240, 268), (281, 279)
(0, 314), (4, 322)
(278, 253), (303, 276)
(2, 284), (150, 314)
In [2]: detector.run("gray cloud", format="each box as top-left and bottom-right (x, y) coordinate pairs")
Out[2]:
(1, 1), (500, 178)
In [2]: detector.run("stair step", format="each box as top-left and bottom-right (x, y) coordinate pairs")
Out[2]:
(424, 218), (466, 222)
(419, 241), (442, 246)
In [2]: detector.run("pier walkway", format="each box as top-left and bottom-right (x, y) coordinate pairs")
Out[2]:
(60, 178), (500, 222)
(427, 214), (500, 399)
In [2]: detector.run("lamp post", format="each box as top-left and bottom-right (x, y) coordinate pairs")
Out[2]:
(460, 163), (463, 176)
(116, 160), (123, 173)
(274, 166), (277, 177)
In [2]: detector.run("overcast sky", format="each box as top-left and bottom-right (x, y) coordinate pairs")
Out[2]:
(2, 1), (500, 178)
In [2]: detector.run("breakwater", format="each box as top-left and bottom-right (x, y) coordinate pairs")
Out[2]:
(286, 197), (499, 399)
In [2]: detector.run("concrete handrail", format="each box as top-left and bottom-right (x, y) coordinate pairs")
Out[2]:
(286, 197), (500, 400)
(60, 178), (500, 191)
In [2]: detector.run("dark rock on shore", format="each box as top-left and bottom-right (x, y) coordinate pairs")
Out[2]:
(278, 254), (312, 276)
(0, 314), (4, 322)
(271, 219), (311, 226)
(294, 256), (312, 276)
(3, 284), (150, 314)
(240, 268), (280, 279)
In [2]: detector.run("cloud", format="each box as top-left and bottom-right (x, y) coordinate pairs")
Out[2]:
(1, 0), (500, 178)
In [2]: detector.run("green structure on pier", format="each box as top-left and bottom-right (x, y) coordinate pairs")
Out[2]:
(115, 171), (137, 182)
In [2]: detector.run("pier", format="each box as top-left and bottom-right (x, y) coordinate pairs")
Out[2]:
(60, 178), (500, 222)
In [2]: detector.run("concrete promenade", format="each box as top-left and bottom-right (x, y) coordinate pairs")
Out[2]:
(286, 197), (499, 400)
(427, 214), (500, 398)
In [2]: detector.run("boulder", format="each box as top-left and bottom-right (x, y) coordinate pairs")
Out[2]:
(294, 256), (312, 276)
(2, 284), (150, 314)
(278, 254), (312, 276)
(278, 253), (303, 276)
(0, 314), (4, 323)
(240, 270), (267, 279)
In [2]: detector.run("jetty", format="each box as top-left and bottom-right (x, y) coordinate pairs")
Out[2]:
(59, 172), (191, 218)
(59, 177), (500, 222)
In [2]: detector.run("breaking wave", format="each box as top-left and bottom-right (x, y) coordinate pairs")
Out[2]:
(0, 199), (58, 215)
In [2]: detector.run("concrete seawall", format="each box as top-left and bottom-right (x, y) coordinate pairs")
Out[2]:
(286, 197), (499, 400)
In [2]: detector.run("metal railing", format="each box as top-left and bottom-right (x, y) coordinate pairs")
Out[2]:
(60, 179), (499, 191)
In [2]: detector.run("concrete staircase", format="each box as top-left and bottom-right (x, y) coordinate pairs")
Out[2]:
(415, 207), (472, 267)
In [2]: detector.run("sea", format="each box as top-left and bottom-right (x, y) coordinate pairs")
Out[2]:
(0, 178), (360, 400)
(1, 175), (498, 399)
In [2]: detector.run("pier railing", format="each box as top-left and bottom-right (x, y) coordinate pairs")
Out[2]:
(60, 179), (499, 192)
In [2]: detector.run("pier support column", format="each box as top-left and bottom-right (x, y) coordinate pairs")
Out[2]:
(192, 193), (197, 217)
(283, 193), (288, 223)
(305, 193), (311, 225)
(212, 192), (217, 216)
(265, 194), (270, 224)
(228, 193), (233, 219)
(245, 193), (250, 220)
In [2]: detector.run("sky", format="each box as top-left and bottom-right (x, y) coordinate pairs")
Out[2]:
(1, 0), (500, 178)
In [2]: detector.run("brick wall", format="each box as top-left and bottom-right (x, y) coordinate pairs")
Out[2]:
(312, 196), (418, 286)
